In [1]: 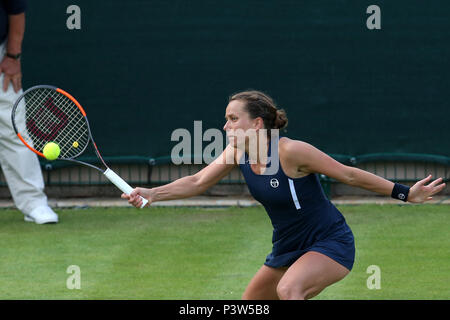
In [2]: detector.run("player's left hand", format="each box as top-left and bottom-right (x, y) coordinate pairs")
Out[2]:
(407, 175), (446, 203)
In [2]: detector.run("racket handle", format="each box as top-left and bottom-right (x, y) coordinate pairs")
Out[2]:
(103, 168), (148, 208)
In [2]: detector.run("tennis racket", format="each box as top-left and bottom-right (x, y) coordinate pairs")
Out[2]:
(11, 85), (148, 208)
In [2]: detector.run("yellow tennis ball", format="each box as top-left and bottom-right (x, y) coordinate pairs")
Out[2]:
(43, 142), (60, 161)
(73, 141), (79, 148)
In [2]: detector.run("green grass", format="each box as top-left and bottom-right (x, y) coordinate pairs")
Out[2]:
(0, 204), (448, 299)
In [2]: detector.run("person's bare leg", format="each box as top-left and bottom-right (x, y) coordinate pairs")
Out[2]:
(242, 265), (287, 300)
(276, 251), (350, 300)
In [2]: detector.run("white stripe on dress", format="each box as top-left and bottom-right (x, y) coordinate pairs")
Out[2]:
(288, 178), (301, 210)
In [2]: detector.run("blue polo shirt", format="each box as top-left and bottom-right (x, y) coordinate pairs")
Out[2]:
(0, 0), (27, 44)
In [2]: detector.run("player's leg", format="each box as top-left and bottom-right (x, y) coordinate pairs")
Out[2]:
(276, 251), (350, 300)
(242, 264), (287, 300)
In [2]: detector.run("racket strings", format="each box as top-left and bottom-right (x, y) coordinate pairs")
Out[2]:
(46, 93), (89, 150)
(27, 91), (68, 140)
(50, 95), (90, 157)
(19, 88), (90, 159)
(31, 91), (71, 134)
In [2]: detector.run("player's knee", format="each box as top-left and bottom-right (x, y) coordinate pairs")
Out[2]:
(277, 283), (318, 300)
(277, 283), (303, 300)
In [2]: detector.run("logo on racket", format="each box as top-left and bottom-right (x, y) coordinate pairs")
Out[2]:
(26, 97), (68, 141)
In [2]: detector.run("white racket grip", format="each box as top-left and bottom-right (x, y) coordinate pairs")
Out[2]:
(104, 168), (148, 208)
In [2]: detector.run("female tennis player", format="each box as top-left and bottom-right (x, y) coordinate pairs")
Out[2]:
(122, 90), (446, 300)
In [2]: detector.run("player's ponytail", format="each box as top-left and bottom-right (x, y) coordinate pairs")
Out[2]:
(274, 109), (288, 130)
(229, 90), (288, 136)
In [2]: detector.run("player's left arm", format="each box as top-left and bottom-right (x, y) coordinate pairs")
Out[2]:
(281, 139), (446, 203)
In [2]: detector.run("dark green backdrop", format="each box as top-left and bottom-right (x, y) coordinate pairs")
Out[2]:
(22, 0), (450, 162)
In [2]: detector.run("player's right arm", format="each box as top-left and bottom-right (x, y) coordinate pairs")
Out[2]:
(122, 144), (239, 207)
(0, 12), (25, 92)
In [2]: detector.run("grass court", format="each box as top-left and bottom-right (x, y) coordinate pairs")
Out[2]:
(0, 204), (448, 299)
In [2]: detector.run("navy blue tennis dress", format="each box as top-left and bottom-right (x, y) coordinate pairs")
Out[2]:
(239, 137), (355, 270)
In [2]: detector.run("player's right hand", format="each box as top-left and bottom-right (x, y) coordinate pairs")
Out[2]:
(0, 56), (22, 93)
(121, 187), (153, 208)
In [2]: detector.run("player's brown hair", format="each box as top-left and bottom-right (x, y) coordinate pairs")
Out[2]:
(229, 90), (288, 136)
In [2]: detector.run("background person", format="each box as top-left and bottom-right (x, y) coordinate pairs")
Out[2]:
(0, 0), (58, 224)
